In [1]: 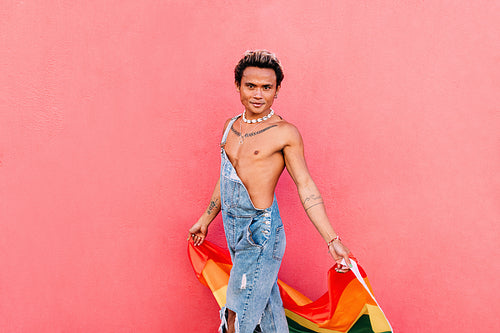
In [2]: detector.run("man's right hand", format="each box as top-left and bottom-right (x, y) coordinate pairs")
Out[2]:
(328, 240), (352, 273)
(188, 219), (208, 246)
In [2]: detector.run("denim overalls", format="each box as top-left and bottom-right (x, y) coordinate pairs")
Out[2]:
(219, 115), (288, 333)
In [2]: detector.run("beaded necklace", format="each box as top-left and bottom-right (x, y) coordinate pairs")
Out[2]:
(242, 109), (274, 124)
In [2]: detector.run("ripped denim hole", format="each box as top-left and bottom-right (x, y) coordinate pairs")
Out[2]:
(219, 307), (240, 333)
(240, 274), (247, 289)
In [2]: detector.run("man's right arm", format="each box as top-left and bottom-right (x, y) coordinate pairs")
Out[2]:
(188, 118), (232, 246)
(188, 177), (221, 246)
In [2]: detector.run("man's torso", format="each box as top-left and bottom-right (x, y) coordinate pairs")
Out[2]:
(223, 114), (295, 209)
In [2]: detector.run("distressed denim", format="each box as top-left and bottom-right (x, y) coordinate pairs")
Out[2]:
(218, 116), (288, 333)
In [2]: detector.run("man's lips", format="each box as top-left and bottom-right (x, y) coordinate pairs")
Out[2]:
(250, 102), (264, 107)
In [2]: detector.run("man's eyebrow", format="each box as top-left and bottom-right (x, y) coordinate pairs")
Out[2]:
(245, 82), (273, 87)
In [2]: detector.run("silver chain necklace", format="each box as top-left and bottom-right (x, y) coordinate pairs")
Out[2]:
(239, 116), (267, 144)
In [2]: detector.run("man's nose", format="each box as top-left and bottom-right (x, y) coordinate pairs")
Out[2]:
(253, 88), (263, 98)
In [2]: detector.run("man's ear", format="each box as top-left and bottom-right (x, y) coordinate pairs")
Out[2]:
(235, 82), (241, 93)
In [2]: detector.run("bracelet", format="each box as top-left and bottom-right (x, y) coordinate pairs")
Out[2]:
(327, 236), (341, 248)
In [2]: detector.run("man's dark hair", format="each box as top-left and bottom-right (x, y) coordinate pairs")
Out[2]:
(234, 50), (284, 87)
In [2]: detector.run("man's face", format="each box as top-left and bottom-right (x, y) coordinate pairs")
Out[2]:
(237, 67), (280, 116)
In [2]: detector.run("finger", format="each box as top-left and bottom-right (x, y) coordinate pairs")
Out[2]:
(336, 265), (350, 273)
(343, 255), (353, 268)
(195, 235), (204, 246)
(335, 267), (349, 273)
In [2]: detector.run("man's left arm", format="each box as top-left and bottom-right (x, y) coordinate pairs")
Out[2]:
(282, 124), (352, 271)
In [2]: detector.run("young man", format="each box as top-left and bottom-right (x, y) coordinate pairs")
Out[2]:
(189, 50), (351, 333)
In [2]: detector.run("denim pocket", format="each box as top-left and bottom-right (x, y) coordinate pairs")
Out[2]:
(272, 226), (286, 261)
(247, 214), (272, 248)
(222, 179), (240, 209)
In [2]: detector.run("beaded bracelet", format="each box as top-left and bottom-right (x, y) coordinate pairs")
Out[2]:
(327, 235), (341, 248)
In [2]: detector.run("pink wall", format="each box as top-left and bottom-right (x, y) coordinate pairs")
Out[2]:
(1, 1), (498, 332)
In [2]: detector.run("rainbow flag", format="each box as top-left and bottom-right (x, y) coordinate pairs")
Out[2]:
(188, 240), (392, 333)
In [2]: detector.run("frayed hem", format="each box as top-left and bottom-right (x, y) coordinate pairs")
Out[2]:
(219, 306), (239, 333)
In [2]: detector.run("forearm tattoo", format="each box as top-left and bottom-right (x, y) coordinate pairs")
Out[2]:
(302, 194), (324, 212)
(206, 198), (219, 215)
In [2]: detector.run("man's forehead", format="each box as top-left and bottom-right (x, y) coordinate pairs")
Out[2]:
(241, 67), (277, 84)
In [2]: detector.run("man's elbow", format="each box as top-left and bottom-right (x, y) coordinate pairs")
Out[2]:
(295, 176), (315, 191)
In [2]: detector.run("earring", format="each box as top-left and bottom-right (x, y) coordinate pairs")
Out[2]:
(274, 94), (278, 99)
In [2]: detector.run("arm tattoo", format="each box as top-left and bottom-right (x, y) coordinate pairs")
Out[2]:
(305, 201), (324, 212)
(206, 198), (219, 215)
(302, 194), (324, 211)
(302, 194), (322, 205)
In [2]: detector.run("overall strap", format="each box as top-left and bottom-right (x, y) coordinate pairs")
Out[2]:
(220, 115), (241, 148)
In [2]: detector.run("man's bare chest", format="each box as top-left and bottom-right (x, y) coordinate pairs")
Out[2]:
(225, 124), (284, 168)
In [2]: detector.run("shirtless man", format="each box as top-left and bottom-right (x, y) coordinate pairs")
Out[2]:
(189, 50), (351, 333)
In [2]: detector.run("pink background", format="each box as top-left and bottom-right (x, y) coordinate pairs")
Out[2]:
(1, 1), (498, 332)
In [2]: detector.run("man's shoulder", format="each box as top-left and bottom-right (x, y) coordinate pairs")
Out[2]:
(270, 116), (303, 147)
(221, 115), (240, 131)
(274, 116), (301, 136)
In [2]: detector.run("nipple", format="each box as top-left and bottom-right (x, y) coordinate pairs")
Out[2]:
(254, 150), (259, 155)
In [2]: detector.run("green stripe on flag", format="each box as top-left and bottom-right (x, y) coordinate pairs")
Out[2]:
(286, 315), (391, 333)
